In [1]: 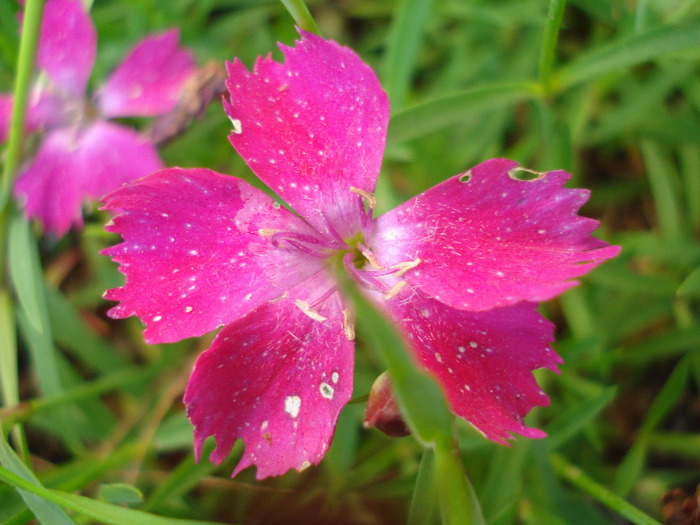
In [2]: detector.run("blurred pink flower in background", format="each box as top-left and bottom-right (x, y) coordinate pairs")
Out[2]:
(101, 31), (620, 479)
(0, 0), (196, 235)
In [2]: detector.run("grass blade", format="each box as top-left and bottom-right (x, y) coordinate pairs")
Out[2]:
(554, 17), (700, 91)
(387, 82), (538, 144)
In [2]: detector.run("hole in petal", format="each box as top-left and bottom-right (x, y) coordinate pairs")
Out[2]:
(508, 167), (545, 181)
(458, 170), (472, 183)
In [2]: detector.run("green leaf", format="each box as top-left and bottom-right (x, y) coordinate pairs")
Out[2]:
(640, 140), (686, 241)
(0, 464), (222, 525)
(97, 483), (144, 507)
(387, 82), (539, 144)
(546, 387), (617, 450)
(554, 17), (700, 91)
(678, 265), (700, 298)
(337, 272), (452, 443)
(407, 448), (437, 525)
(383, 0), (433, 111)
(550, 454), (661, 525)
(0, 436), (75, 525)
(434, 436), (485, 525)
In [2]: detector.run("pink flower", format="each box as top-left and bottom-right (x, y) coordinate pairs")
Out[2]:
(101, 31), (620, 479)
(1, 0), (196, 235)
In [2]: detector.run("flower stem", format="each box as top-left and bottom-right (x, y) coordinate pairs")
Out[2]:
(0, 0), (45, 211)
(279, 0), (322, 36)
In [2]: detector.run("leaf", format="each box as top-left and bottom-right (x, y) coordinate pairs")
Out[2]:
(0, 436), (75, 525)
(383, 0), (433, 111)
(554, 17), (700, 90)
(546, 387), (617, 450)
(387, 82), (538, 143)
(97, 483), (143, 507)
(0, 464), (222, 525)
(678, 266), (700, 298)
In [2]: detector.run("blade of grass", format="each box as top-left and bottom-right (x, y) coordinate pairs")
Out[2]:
(550, 454), (662, 525)
(434, 435), (485, 525)
(279, 0), (320, 35)
(612, 356), (689, 497)
(538, 0), (567, 92)
(640, 140), (686, 241)
(0, 435), (75, 525)
(553, 17), (700, 91)
(407, 448), (437, 525)
(387, 82), (539, 144)
(383, 0), (433, 111)
(0, 464), (223, 525)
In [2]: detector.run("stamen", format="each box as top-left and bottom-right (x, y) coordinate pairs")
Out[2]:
(295, 299), (327, 322)
(258, 228), (280, 237)
(350, 186), (376, 209)
(391, 258), (421, 277)
(383, 281), (407, 300)
(343, 309), (355, 341)
(358, 242), (383, 269)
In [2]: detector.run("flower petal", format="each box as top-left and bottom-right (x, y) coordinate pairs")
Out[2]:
(102, 167), (327, 344)
(0, 95), (10, 143)
(14, 128), (83, 235)
(185, 280), (353, 479)
(97, 30), (196, 118)
(38, 0), (96, 95)
(380, 286), (561, 442)
(371, 158), (621, 311)
(225, 30), (390, 241)
(14, 121), (162, 235)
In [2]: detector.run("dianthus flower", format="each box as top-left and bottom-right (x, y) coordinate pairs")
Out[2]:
(0, 0), (196, 235)
(102, 31), (620, 479)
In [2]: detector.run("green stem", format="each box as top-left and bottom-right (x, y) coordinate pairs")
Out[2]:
(279, 0), (322, 35)
(0, 0), (45, 211)
(537, 0), (567, 94)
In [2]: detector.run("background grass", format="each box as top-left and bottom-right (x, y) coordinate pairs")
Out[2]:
(1, 0), (700, 523)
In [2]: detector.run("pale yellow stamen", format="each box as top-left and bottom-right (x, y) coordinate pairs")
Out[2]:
(343, 308), (356, 341)
(383, 281), (407, 300)
(350, 186), (376, 209)
(392, 258), (422, 277)
(295, 299), (327, 322)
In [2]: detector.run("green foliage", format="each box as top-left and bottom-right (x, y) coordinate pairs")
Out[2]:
(1, 0), (700, 523)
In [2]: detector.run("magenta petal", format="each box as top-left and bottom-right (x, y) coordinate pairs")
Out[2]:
(98, 30), (196, 118)
(185, 284), (353, 479)
(381, 287), (561, 442)
(14, 128), (83, 235)
(0, 95), (10, 143)
(75, 121), (163, 199)
(225, 30), (390, 240)
(102, 167), (326, 344)
(38, 0), (96, 95)
(14, 121), (162, 235)
(372, 158), (621, 311)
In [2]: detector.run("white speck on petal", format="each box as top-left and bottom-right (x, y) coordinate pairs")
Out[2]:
(285, 395), (301, 418)
(153, 316), (162, 322)
(331, 372), (339, 383)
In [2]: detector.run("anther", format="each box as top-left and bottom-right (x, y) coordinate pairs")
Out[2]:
(350, 186), (376, 209)
(343, 308), (355, 341)
(392, 258), (421, 277)
(295, 299), (327, 322)
(383, 281), (407, 300)
(258, 228), (280, 237)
